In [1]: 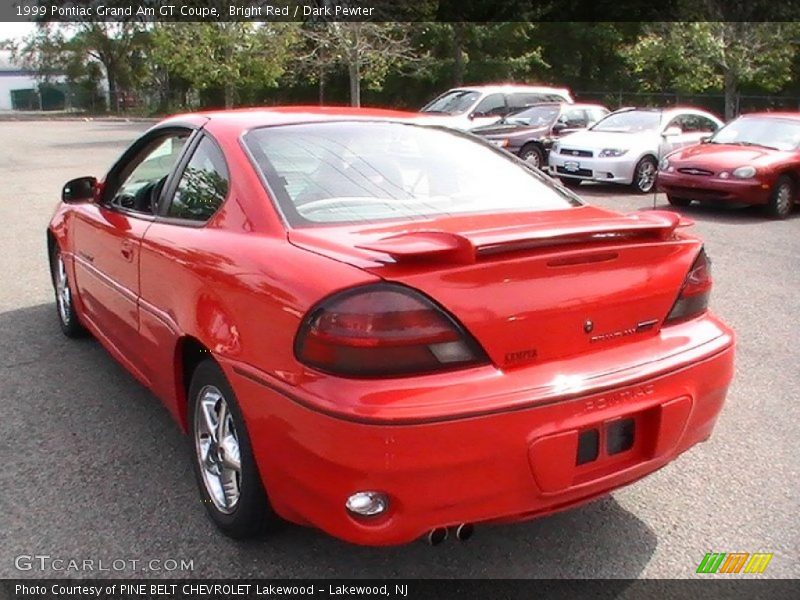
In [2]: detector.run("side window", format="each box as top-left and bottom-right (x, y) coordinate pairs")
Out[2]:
(507, 93), (545, 109)
(589, 108), (609, 124)
(166, 137), (230, 222)
(681, 115), (701, 132)
(665, 115), (686, 133)
(472, 93), (506, 117)
(696, 116), (720, 132)
(561, 108), (589, 128)
(108, 133), (189, 214)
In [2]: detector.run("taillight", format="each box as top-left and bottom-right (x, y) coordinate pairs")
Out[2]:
(295, 283), (488, 377)
(665, 247), (712, 324)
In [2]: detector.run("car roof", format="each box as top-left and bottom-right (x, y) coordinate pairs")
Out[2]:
(448, 84), (571, 95)
(161, 105), (422, 134)
(510, 102), (607, 111)
(608, 106), (722, 120)
(736, 111), (800, 120)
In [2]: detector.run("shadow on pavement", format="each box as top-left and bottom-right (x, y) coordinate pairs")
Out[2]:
(0, 303), (658, 579)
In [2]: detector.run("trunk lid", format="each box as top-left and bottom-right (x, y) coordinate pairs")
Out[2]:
(288, 206), (700, 369)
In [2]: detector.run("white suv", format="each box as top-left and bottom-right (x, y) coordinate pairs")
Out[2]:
(419, 84), (574, 130)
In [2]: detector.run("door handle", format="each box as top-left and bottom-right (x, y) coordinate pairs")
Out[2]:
(120, 240), (134, 262)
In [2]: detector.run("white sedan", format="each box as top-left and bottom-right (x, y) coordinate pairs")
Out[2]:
(548, 107), (723, 193)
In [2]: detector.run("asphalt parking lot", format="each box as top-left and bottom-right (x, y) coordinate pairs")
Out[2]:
(0, 119), (798, 579)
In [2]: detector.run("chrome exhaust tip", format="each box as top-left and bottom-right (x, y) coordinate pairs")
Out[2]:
(426, 527), (448, 546)
(455, 523), (474, 542)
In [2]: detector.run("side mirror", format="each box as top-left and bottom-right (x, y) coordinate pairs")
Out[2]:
(700, 135), (712, 144)
(662, 126), (682, 137)
(62, 176), (97, 203)
(552, 122), (567, 133)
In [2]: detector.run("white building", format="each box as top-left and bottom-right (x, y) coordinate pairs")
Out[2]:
(0, 50), (38, 110)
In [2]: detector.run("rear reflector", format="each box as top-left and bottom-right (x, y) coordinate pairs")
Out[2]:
(665, 247), (712, 324)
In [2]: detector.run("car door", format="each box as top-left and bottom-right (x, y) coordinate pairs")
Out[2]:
(469, 93), (507, 128)
(659, 114), (688, 156)
(71, 129), (193, 378)
(137, 134), (232, 406)
(660, 114), (716, 155)
(682, 114), (720, 144)
(555, 107), (590, 136)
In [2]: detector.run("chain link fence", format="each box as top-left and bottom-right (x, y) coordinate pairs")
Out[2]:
(574, 91), (800, 118)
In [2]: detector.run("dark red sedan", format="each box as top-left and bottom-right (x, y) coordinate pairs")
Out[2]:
(659, 113), (800, 218)
(48, 107), (734, 546)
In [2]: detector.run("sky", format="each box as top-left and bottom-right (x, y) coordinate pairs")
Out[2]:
(0, 22), (37, 43)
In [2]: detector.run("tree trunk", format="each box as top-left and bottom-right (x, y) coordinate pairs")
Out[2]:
(348, 56), (360, 107)
(723, 69), (737, 120)
(106, 69), (117, 113)
(347, 26), (361, 107)
(224, 82), (234, 109)
(318, 64), (325, 105)
(452, 23), (465, 86)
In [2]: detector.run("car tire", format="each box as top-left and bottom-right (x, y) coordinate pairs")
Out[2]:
(50, 246), (87, 338)
(766, 175), (794, 219)
(667, 195), (692, 208)
(559, 177), (582, 189)
(188, 359), (278, 539)
(631, 156), (658, 194)
(519, 144), (544, 169)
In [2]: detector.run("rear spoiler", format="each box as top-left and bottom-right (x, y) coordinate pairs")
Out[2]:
(356, 211), (693, 265)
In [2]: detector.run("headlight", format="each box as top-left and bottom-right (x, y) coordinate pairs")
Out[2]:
(552, 142), (560, 153)
(732, 166), (756, 179)
(599, 148), (628, 158)
(659, 158), (669, 170)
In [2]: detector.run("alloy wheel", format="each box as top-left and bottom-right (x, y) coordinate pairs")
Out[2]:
(55, 254), (72, 326)
(194, 385), (242, 514)
(636, 160), (656, 193)
(521, 148), (542, 168)
(776, 182), (792, 216)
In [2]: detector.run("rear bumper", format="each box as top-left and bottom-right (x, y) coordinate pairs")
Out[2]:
(548, 152), (636, 184)
(225, 318), (734, 546)
(658, 171), (771, 204)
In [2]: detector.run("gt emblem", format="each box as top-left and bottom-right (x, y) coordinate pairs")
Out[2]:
(583, 319), (594, 333)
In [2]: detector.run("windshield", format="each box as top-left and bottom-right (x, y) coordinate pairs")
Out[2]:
(710, 117), (800, 151)
(421, 90), (480, 115)
(592, 110), (662, 133)
(244, 121), (579, 226)
(506, 105), (560, 127)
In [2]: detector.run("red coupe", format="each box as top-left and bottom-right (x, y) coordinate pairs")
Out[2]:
(659, 113), (800, 218)
(48, 107), (734, 546)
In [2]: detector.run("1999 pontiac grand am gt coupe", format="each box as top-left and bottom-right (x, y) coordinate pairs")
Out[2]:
(48, 107), (734, 546)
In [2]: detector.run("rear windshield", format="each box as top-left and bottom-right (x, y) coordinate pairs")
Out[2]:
(243, 121), (580, 227)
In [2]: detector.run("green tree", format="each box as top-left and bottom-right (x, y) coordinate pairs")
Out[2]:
(298, 23), (425, 107)
(13, 23), (151, 112)
(624, 22), (800, 119)
(536, 22), (644, 92)
(152, 23), (298, 109)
